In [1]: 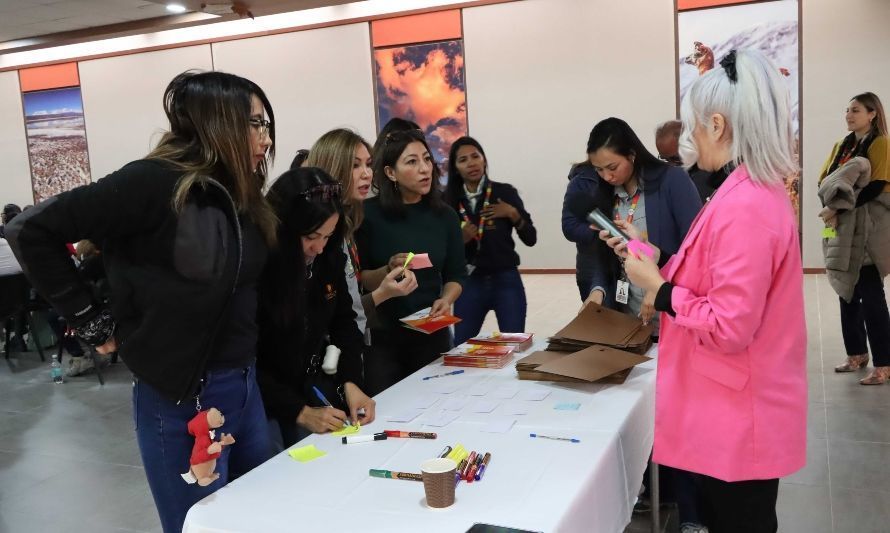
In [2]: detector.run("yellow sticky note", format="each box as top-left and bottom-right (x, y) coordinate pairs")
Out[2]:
(288, 444), (327, 463)
(402, 252), (415, 270)
(822, 227), (838, 239)
(331, 423), (361, 436)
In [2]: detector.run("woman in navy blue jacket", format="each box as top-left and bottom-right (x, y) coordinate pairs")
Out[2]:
(568, 117), (701, 326)
(446, 136), (537, 344)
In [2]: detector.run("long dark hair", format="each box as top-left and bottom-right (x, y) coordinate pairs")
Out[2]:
(372, 128), (446, 217)
(445, 136), (488, 208)
(260, 167), (343, 328)
(148, 71), (278, 245)
(586, 117), (667, 190)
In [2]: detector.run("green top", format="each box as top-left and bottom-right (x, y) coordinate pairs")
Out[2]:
(356, 197), (467, 329)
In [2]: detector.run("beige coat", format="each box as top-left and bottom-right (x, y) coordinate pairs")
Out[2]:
(819, 157), (890, 301)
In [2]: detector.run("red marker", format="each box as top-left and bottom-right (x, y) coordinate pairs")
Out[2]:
(467, 452), (485, 482)
(384, 430), (437, 439)
(463, 451), (477, 479)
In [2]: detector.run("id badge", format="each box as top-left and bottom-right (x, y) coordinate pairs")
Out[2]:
(616, 280), (630, 305)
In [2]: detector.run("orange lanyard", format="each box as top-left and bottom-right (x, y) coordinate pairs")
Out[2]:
(614, 189), (642, 224)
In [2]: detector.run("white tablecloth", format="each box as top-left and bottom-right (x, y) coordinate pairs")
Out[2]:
(184, 341), (657, 533)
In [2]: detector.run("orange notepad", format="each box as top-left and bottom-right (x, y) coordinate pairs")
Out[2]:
(400, 307), (461, 334)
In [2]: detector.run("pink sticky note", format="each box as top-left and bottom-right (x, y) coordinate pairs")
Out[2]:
(627, 240), (654, 259)
(409, 253), (433, 269)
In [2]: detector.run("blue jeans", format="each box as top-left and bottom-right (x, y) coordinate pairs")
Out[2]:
(133, 365), (273, 533)
(454, 268), (527, 345)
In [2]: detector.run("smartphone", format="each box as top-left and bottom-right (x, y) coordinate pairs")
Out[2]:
(589, 208), (630, 243)
(465, 524), (541, 533)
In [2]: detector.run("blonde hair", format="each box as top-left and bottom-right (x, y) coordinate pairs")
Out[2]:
(306, 128), (372, 239)
(680, 49), (797, 186)
(148, 71), (278, 246)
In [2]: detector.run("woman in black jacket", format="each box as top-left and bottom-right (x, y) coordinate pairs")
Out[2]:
(445, 136), (537, 344)
(6, 71), (278, 533)
(258, 167), (376, 448)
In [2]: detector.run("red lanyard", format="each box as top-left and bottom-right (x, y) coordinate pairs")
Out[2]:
(614, 189), (642, 224)
(458, 184), (493, 242)
(346, 239), (361, 282)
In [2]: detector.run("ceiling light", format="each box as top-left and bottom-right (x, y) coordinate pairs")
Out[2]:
(166, 3), (187, 14)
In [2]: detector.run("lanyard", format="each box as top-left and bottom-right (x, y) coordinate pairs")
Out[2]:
(614, 189), (642, 224)
(346, 238), (361, 283)
(458, 184), (493, 242)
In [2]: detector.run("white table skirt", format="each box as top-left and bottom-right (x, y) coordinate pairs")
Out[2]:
(184, 341), (657, 533)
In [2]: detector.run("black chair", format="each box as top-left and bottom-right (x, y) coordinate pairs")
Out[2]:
(0, 273), (47, 362)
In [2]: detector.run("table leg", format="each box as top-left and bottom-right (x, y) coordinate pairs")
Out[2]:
(650, 459), (660, 533)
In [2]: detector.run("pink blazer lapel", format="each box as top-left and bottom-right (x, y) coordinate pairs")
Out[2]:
(664, 165), (751, 281)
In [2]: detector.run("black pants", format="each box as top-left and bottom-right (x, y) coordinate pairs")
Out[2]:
(840, 264), (890, 366)
(365, 327), (452, 396)
(696, 473), (779, 533)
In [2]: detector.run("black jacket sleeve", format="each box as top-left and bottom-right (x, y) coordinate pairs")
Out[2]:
(505, 184), (536, 247)
(856, 180), (886, 207)
(329, 250), (365, 388)
(6, 160), (175, 326)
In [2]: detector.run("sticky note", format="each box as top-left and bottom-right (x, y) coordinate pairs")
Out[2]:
(554, 402), (581, 411)
(518, 389), (551, 401)
(288, 444), (327, 463)
(408, 395), (440, 410)
(822, 227), (837, 239)
(481, 417), (516, 433)
(431, 382), (463, 394)
(409, 253), (433, 269)
(424, 410), (460, 427)
(492, 386), (519, 399)
(442, 396), (470, 411)
(331, 423), (361, 436)
(385, 409), (424, 423)
(470, 400), (499, 413)
(468, 383), (494, 396)
(503, 403), (531, 415)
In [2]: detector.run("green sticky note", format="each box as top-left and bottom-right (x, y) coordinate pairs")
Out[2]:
(288, 444), (327, 463)
(554, 402), (581, 411)
(822, 227), (837, 239)
(331, 423), (361, 436)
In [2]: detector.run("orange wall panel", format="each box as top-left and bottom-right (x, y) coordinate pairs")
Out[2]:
(19, 63), (79, 91)
(678, 0), (766, 10)
(371, 10), (462, 48)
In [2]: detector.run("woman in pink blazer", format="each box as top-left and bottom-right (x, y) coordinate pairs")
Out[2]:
(602, 49), (806, 533)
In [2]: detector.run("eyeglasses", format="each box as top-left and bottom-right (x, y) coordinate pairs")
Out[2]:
(298, 183), (341, 202)
(249, 118), (272, 137)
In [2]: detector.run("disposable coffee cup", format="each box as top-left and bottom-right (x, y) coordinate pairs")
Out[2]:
(420, 457), (457, 509)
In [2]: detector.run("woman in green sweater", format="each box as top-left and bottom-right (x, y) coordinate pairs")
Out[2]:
(357, 128), (466, 394)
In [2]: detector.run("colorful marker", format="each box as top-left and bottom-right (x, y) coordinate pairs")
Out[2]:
(369, 469), (423, 482)
(529, 433), (580, 443)
(342, 433), (387, 445)
(438, 445), (453, 458)
(384, 430), (437, 439)
(475, 452), (492, 481)
(423, 369), (465, 380)
(467, 453), (484, 483)
(463, 452), (478, 480)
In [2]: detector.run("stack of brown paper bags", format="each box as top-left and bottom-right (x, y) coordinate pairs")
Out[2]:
(515, 345), (651, 384)
(547, 303), (654, 355)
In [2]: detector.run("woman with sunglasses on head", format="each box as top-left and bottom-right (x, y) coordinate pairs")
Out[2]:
(357, 128), (467, 395)
(818, 92), (890, 385)
(444, 136), (536, 344)
(257, 167), (376, 448)
(305, 129), (418, 339)
(6, 71), (277, 533)
(602, 49), (806, 532)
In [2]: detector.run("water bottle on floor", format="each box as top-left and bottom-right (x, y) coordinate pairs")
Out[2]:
(51, 354), (64, 384)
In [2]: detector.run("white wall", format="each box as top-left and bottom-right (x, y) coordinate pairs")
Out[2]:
(0, 71), (33, 207)
(463, 0), (678, 269)
(211, 23), (377, 179)
(801, 0), (890, 268)
(78, 45), (214, 179)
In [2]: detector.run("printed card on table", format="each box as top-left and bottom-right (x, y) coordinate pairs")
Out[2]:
(400, 307), (461, 334)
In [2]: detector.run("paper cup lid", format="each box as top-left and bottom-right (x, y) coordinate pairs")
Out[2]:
(421, 457), (457, 474)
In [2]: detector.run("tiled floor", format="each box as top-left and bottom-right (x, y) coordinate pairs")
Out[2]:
(0, 274), (888, 533)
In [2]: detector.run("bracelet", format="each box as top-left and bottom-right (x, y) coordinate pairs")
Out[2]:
(74, 309), (116, 347)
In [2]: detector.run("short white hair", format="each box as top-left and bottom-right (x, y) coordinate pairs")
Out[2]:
(679, 48), (796, 186)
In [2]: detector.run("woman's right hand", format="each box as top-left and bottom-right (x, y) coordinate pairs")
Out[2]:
(387, 253), (411, 272)
(296, 405), (349, 434)
(376, 267), (418, 302)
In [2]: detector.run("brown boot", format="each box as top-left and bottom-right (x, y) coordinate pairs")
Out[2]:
(860, 366), (890, 385)
(835, 354), (869, 372)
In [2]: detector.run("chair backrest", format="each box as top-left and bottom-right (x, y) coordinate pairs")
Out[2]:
(0, 273), (30, 320)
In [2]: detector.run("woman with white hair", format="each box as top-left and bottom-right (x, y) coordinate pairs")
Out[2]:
(601, 49), (806, 532)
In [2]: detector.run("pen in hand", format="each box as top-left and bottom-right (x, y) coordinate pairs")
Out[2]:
(312, 386), (353, 427)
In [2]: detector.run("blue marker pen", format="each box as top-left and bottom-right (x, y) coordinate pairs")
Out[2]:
(313, 386), (353, 426)
(423, 369), (465, 380)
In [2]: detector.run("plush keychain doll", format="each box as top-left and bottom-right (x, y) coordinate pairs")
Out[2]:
(181, 407), (235, 486)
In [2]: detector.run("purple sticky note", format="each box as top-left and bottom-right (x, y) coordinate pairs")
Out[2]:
(627, 239), (654, 259)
